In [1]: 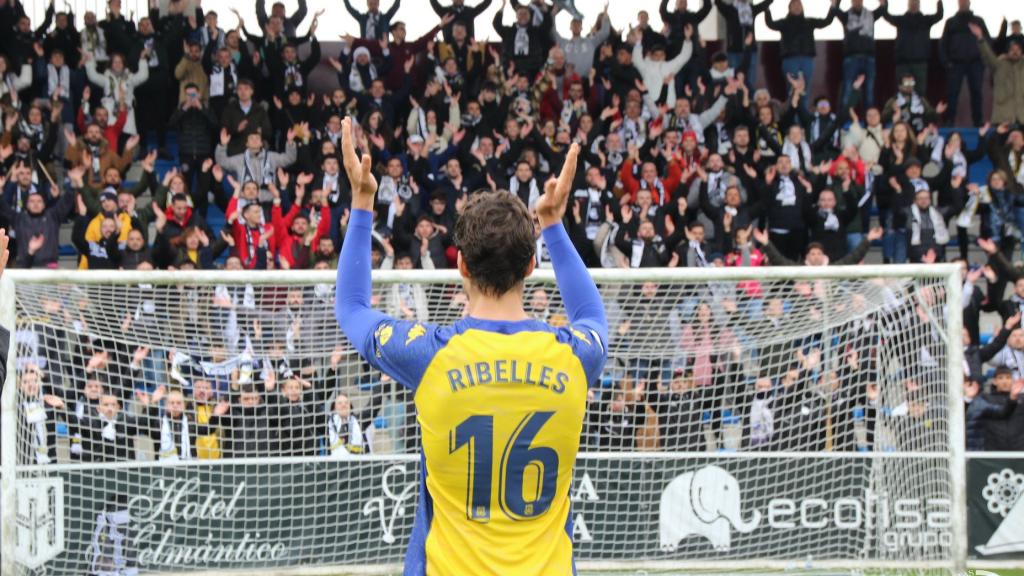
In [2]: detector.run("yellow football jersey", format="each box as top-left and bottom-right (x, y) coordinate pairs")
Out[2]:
(366, 316), (606, 575)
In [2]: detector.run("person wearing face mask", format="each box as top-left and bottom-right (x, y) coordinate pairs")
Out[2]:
(881, 74), (941, 135)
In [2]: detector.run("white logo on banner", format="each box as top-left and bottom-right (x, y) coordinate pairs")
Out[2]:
(364, 465), (418, 544)
(16, 477), (65, 569)
(976, 468), (1024, 556)
(658, 465), (761, 552)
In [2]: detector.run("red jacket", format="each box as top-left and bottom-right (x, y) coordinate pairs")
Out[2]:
(538, 72), (584, 123)
(77, 105), (127, 151)
(619, 158), (683, 205)
(227, 197), (275, 269)
(724, 245), (766, 299)
(272, 203), (331, 270)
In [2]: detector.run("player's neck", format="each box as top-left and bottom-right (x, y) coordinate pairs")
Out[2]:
(466, 290), (530, 322)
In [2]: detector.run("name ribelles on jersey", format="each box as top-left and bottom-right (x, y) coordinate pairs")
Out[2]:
(446, 359), (570, 394)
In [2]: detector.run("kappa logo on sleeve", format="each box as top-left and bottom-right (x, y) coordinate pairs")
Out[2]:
(405, 324), (426, 346)
(569, 328), (591, 345)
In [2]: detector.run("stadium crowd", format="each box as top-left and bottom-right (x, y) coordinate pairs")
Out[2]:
(4, 0), (1024, 466)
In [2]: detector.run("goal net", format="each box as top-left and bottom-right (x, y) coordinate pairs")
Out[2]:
(0, 266), (965, 575)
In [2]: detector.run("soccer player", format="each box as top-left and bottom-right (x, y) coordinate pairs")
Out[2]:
(335, 117), (608, 575)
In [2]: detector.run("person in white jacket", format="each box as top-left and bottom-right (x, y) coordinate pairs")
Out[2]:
(83, 49), (150, 136)
(631, 25), (693, 109)
(0, 55), (31, 108)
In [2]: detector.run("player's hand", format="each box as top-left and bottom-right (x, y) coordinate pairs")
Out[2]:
(536, 142), (580, 229)
(341, 117), (377, 211)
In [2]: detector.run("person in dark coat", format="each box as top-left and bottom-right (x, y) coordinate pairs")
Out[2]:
(977, 369), (1024, 451)
(0, 172), (78, 269)
(431, 0), (493, 42)
(220, 384), (273, 458)
(257, 0), (310, 39)
(940, 0), (989, 126)
(167, 83), (219, 205)
(715, 0), (771, 89)
(764, 0), (838, 108)
(80, 394), (140, 462)
(492, 2), (552, 80)
(343, 0), (401, 41)
(877, 0), (944, 89)
(648, 368), (708, 451)
(964, 369), (1022, 451)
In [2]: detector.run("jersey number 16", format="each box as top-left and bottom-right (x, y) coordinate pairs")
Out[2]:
(449, 411), (559, 522)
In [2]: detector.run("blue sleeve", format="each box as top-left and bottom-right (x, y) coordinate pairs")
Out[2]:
(542, 222), (609, 385)
(335, 208), (442, 390)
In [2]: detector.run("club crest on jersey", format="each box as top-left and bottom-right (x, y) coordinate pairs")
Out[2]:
(406, 324), (426, 345)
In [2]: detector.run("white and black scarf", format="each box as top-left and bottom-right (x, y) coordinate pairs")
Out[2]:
(782, 139), (812, 173)
(158, 413), (192, 461)
(1009, 149), (1024, 187)
(749, 393), (775, 446)
(209, 62), (237, 97)
(820, 209), (840, 231)
(348, 61), (378, 94)
(845, 9), (874, 39)
(514, 25), (530, 56)
(910, 204), (949, 246)
(735, 0), (754, 27)
(328, 413), (364, 457)
(83, 26), (108, 61)
(47, 64), (70, 99)
(509, 177), (541, 209)
(22, 394), (51, 464)
(283, 61), (304, 88)
(242, 150), (273, 187)
(775, 177), (797, 207)
(895, 91), (924, 115)
(640, 177), (668, 205)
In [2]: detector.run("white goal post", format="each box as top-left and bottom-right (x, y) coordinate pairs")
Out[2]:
(1, 265), (966, 574)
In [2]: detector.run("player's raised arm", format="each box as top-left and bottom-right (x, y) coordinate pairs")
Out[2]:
(535, 143), (609, 345)
(335, 117), (387, 351)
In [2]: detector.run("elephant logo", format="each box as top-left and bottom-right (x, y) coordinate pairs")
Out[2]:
(659, 465), (761, 552)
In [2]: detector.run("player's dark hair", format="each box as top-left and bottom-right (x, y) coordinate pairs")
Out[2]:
(454, 191), (535, 298)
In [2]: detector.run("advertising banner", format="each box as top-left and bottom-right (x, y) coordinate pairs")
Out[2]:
(17, 455), (959, 574)
(968, 457), (1024, 561)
